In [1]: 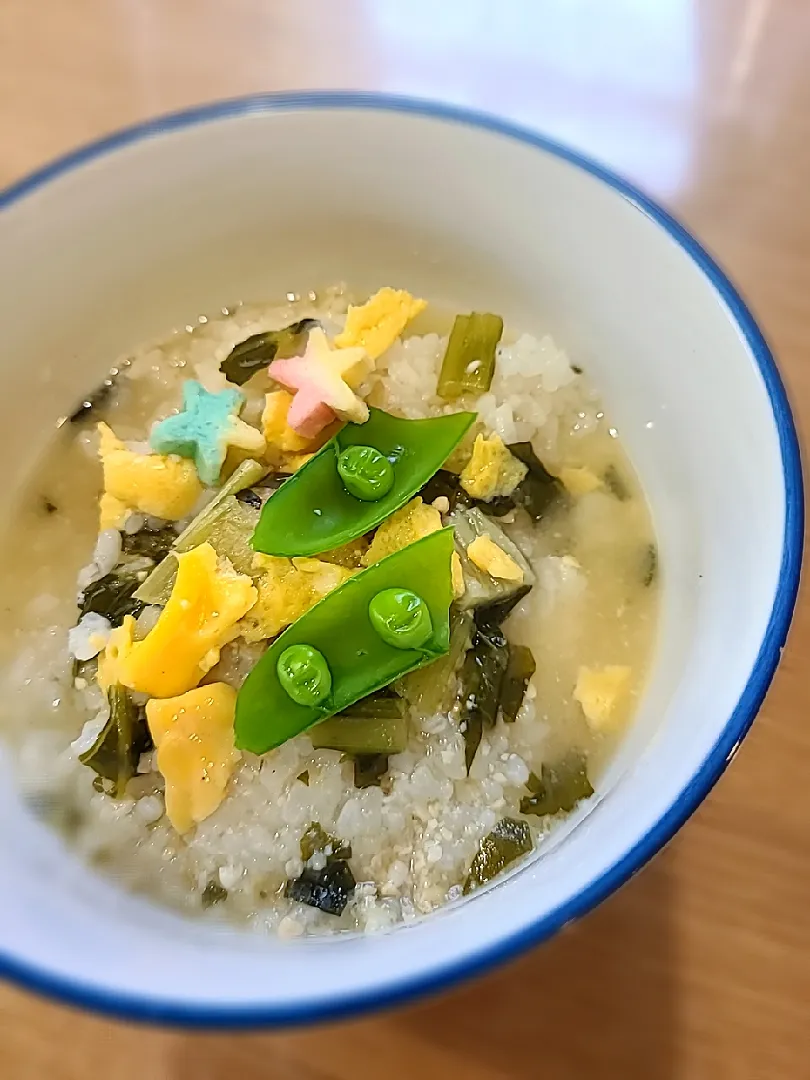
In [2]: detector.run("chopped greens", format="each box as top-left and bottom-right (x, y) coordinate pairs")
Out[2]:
(286, 822), (356, 915)
(78, 685), (151, 797)
(642, 543), (658, 587)
(464, 817), (532, 893)
(603, 464), (630, 501)
(457, 619), (509, 772)
(520, 753), (594, 817)
(437, 313), (504, 399)
(79, 572), (144, 625)
(201, 880), (228, 908)
(500, 644), (536, 722)
(220, 319), (319, 386)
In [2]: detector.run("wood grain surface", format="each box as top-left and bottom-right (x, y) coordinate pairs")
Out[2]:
(1, 2), (808, 1077)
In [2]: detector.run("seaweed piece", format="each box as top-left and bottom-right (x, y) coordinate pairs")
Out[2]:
(297, 770), (310, 786)
(78, 685), (151, 797)
(475, 583), (531, 628)
(520, 753), (594, 817)
(458, 620), (509, 772)
(285, 860), (356, 916)
(418, 469), (469, 511)
(236, 488), (263, 510)
(603, 464), (630, 501)
(220, 319), (319, 386)
(571, 364), (584, 375)
(437, 313), (504, 399)
(201, 880), (228, 908)
(642, 543), (658, 587)
(120, 525), (178, 561)
(506, 442), (565, 521)
(41, 497), (58, 516)
(67, 378), (116, 424)
(500, 644), (536, 722)
(352, 753), (390, 789)
(79, 572), (144, 625)
(464, 817), (532, 893)
(287, 822), (356, 915)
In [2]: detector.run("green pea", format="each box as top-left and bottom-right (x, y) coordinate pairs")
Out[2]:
(368, 588), (433, 650)
(277, 644), (332, 706)
(337, 445), (395, 502)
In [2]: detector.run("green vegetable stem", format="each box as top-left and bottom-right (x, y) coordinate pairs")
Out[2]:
(437, 313), (503, 400)
(464, 817), (533, 893)
(235, 528), (456, 754)
(252, 408), (475, 558)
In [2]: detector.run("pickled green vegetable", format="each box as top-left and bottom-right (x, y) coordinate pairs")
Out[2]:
(437, 313), (504, 400)
(368, 588), (433, 650)
(309, 710), (407, 754)
(458, 620), (509, 772)
(464, 817), (533, 893)
(352, 753), (390, 789)
(449, 504), (535, 612)
(235, 528), (455, 754)
(78, 684), (151, 797)
(397, 610), (472, 718)
(79, 573), (143, 626)
(135, 458), (265, 603)
(220, 319), (318, 386)
(277, 644), (332, 706)
(520, 753), (594, 817)
(287, 822), (355, 916)
(337, 445), (394, 501)
(252, 408), (475, 558)
(500, 644), (536, 723)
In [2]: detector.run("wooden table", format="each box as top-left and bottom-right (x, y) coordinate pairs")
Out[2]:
(1, 2), (808, 1076)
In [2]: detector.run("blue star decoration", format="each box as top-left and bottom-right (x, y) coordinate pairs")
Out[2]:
(150, 380), (266, 486)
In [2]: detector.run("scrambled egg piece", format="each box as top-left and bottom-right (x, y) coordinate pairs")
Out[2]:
(460, 434), (527, 501)
(451, 551), (466, 599)
(239, 554), (353, 643)
(117, 543), (256, 697)
(262, 390), (317, 465)
(574, 665), (632, 730)
(98, 422), (203, 530)
(97, 615), (136, 691)
(146, 683), (240, 834)
(558, 466), (602, 497)
(335, 287), (427, 360)
(467, 535), (524, 582)
(361, 497), (442, 566)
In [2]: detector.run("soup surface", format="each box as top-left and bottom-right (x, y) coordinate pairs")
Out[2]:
(0, 286), (658, 936)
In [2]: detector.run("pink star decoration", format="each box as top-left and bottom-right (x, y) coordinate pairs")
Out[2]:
(268, 328), (372, 438)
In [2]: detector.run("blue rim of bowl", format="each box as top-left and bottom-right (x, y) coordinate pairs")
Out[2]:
(0, 91), (803, 1028)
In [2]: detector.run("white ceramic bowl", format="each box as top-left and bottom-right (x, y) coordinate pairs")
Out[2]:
(0, 93), (802, 1027)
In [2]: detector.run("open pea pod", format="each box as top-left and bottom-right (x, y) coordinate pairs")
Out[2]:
(251, 407), (475, 557)
(235, 528), (455, 754)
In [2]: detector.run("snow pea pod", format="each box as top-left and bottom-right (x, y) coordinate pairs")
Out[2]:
(235, 528), (455, 754)
(251, 407), (475, 557)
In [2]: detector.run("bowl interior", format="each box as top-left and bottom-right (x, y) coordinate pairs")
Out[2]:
(0, 97), (797, 1023)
